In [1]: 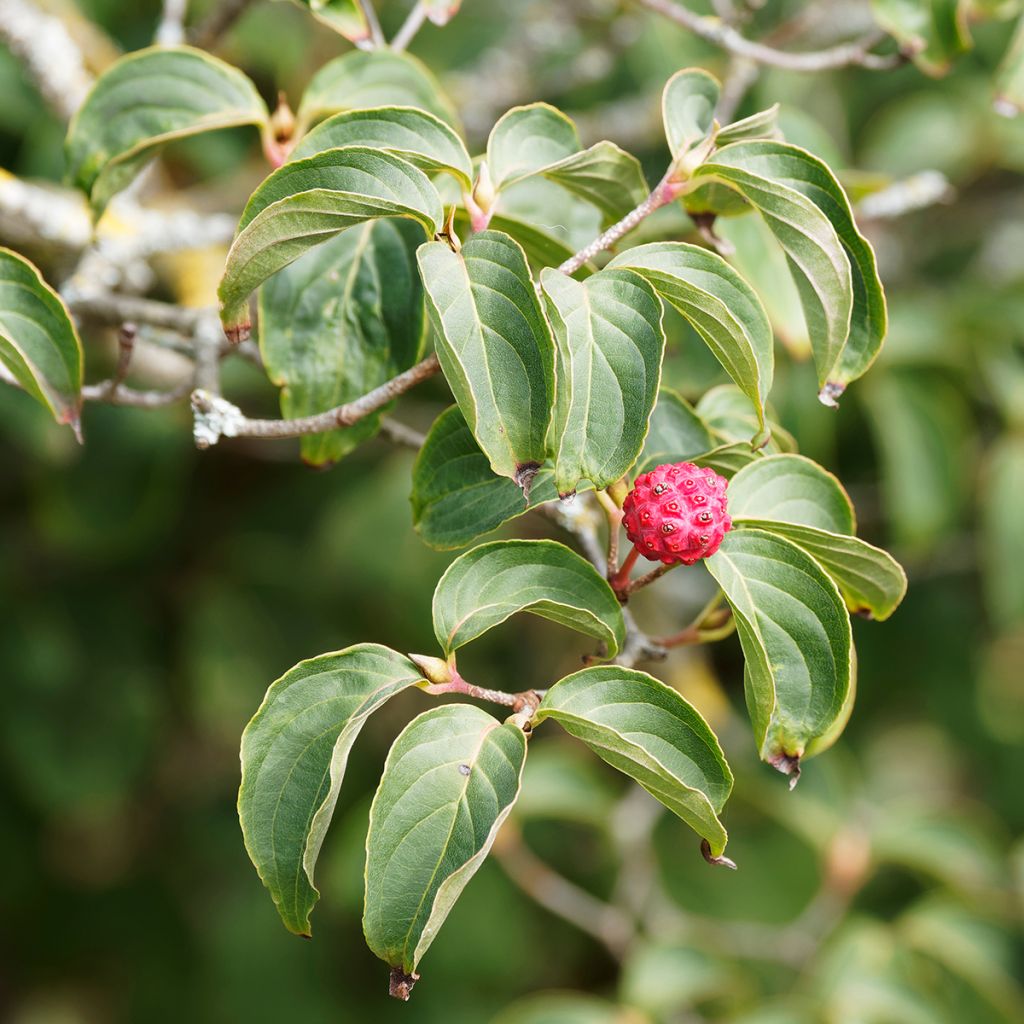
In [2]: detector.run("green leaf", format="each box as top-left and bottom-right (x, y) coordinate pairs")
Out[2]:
(452, 208), (584, 272)
(714, 104), (782, 147)
(981, 436), (1024, 629)
(219, 146), (442, 337)
(486, 103), (580, 190)
(238, 644), (427, 936)
(289, 106), (472, 188)
(417, 231), (554, 486)
(870, 0), (972, 76)
(705, 529), (852, 777)
(258, 219), (425, 466)
(363, 704), (526, 976)
(662, 67), (720, 158)
(735, 520), (906, 620)
(695, 442), (765, 477)
(725, 453), (855, 535)
(694, 384), (797, 453)
(66, 46), (269, 217)
(607, 242), (773, 433)
(0, 248), (83, 435)
(296, 50), (458, 132)
(995, 15), (1024, 115)
(285, 0), (371, 41)
(712, 141), (885, 394)
(534, 666), (733, 856)
(635, 386), (715, 475)
(689, 142), (863, 399)
(411, 407), (577, 551)
(537, 141), (649, 226)
(541, 267), (665, 496)
(432, 539), (625, 657)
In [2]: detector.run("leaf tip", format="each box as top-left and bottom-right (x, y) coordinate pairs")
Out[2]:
(700, 838), (737, 870)
(767, 750), (801, 788)
(817, 381), (845, 409)
(514, 461), (541, 500)
(389, 966), (419, 1001)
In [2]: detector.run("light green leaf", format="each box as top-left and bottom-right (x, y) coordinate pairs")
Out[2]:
(0, 248), (83, 435)
(363, 704), (526, 976)
(410, 407), (577, 551)
(608, 242), (773, 432)
(417, 231), (554, 486)
(219, 146), (442, 338)
(486, 103), (580, 190)
(662, 67), (720, 158)
(296, 50), (458, 132)
(284, 0), (370, 41)
(451, 208), (586, 272)
(238, 644), (427, 936)
(432, 539), (625, 657)
(735, 520), (906, 620)
(725, 453), (855, 535)
(706, 529), (852, 778)
(534, 666), (733, 856)
(258, 219), (425, 466)
(689, 142), (858, 398)
(289, 106), (472, 187)
(536, 141), (649, 226)
(541, 267), (665, 496)
(635, 386), (715, 475)
(995, 15), (1024, 115)
(715, 104), (782, 147)
(870, 0), (972, 76)
(694, 384), (797, 453)
(66, 46), (269, 217)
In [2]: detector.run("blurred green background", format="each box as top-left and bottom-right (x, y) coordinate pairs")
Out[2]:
(1, 1), (1022, 1021)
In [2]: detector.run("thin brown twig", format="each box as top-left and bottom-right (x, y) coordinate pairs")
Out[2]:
(632, 0), (905, 71)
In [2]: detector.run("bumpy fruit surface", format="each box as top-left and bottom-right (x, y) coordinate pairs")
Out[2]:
(622, 462), (732, 565)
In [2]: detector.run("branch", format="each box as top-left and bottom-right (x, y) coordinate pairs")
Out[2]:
(357, 0), (386, 48)
(190, 353), (441, 446)
(0, 0), (93, 120)
(632, 0), (904, 71)
(69, 293), (211, 335)
(492, 823), (635, 958)
(391, 2), (428, 52)
(156, 0), (188, 46)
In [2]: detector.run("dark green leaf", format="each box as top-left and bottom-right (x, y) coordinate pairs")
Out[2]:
(66, 46), (269, 216)
(258, 219), (425, 465)
(541, 267), (665, 495)
(535, 666), (733, 856)
(238, 644), (427, 935)
(219, 146), (442, 337)
(706, 529), (852, 777)
(608, 241), (773, 432)
(432, 539), (625, 656)
(0, 247), (83, 434)
(363, 704), (526, 975)
(418, 230), (554, 485)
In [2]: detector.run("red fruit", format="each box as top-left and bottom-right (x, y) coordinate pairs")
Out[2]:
(622, 462), (732, 565)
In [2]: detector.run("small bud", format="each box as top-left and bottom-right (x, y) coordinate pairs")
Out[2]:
(270, 91), (296, 144)
(408, 653), (453, 686)
(466, 161), (497, 232)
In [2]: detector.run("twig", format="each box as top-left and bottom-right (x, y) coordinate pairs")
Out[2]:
(189, 0), (253, 49)
(493, 823), (635, 958)
(632, 0), (903, 71)
(98, 323), (138, 399)
(558, 174), (684, 276)
(190, 353), (442, 445)
(423, 677), (543, 713)
(391, 1), (428, 52)
(0, 0), (93, 119)
(379, 417), (427, 449)
(80, 379), (192, 408)
(156, 0), (189, 45)
(595, 490), (623, 580)
(357, 0), (385, 47)
(69, 293), (211, 335)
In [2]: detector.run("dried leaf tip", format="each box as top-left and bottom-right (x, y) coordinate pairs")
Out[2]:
(389, 966), (419, 1001)
(701, 838), (738, 870)
(768, 751), (802, 789)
